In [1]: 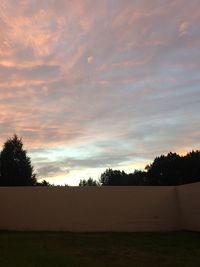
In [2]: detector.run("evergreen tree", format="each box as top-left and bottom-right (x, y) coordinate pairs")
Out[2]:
(0, 135), (36, 186)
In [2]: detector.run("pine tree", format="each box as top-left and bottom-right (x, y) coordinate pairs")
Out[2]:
(0, 135), (36, 186)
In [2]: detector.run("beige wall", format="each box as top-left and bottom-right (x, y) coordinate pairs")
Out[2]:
(177, 182), (200, 231)
(0, 186), (180, 232)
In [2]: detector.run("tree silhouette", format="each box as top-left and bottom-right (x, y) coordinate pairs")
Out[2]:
(127, 170), (147, 185)
(146, 152), (182, 185)
(97, 151), (200, 186)
(100, 169), (127, 186)
(146, 151), (200, 185)
(79, 177), (99, 186)
(0, 135), (36, 186)
(181, 150), (200, 184)
(99, 168), (147, 186)
(36, 179), (52, 186)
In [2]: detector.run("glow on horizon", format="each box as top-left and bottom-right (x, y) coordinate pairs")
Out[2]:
(37, 162), (148, 186)
(0, 0), (199, 185)
(32, 143), (149, 185)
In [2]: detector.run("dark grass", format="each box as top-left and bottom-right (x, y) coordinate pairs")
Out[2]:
(0, 231), (200, 267)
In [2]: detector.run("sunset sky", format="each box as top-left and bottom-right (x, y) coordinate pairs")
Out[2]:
(0, 0), (199, 185)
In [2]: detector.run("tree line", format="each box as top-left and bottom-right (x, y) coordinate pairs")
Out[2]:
(79, 151), (200, 186)
(0, 135), (199, 186)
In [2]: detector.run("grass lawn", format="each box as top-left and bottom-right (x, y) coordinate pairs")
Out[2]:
(0, 231), (200, 267)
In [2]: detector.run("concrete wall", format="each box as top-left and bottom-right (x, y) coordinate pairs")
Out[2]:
(177, 182), (200, 231)
(0, 186), (180, 232)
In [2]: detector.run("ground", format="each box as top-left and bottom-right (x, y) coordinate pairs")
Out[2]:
(0, 231), (200, 267)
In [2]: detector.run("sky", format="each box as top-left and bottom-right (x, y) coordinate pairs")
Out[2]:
(0, 0), (199, 185)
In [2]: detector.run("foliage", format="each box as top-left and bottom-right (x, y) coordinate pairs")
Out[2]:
(99, 169), (147, 186)
(0, 135), (36, 186)
(79, 177), (99, 186)
(36, 180), (52, 186)
(146, 151), (200, 185)
(97, 150), (200, 186)
(100, 169), (126, 185)
(146, 152), (182, 185)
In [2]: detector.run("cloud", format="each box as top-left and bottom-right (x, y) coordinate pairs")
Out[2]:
(179, 22), (190, 36)
(37, 164), (70, 177)
(87, 56), (94, 64)
(0, 0), (199, 184)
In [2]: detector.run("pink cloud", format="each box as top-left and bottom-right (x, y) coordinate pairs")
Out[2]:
(179, 21), (190, 35)
(0, 0), (199, 183)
